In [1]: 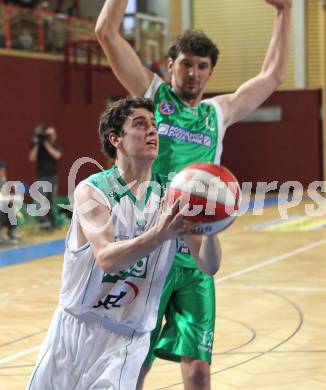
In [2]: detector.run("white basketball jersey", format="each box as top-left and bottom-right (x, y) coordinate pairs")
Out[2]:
(59, 166), (176, 333)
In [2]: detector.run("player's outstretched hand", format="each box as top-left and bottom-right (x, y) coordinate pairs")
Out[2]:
(155, 197), (201, 241)
(265, 0), (292, 10)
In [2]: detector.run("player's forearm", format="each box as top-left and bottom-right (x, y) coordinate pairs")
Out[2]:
(95, 0), (154, 96)
(197, 235), (221, 275)
(260, 2), (292, 86)
(185, 235), (221, 275)
(96, 226), (167, 274)
(95, 0), (128, 39)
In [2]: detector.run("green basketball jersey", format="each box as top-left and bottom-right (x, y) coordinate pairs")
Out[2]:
(145, 74), (225, 268)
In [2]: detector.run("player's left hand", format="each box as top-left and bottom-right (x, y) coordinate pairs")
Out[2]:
(265, 0), (292, 10)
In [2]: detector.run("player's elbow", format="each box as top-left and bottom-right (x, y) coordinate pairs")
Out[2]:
(95, 19), (110, 42)
(206, 262), (220, 275)
(96, 250), (115, 274)
(97, 252), (125, 274)
(95, 24), (118, 46)
(198, 259), (220, 275)
(272, 70), (286, 86)
(95, 25), (106, 44)
(97, 258), (114, 274)
(263, 67), (286, 88)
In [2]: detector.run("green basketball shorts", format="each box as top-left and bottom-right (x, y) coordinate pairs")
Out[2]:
(143, 263), (216, 365)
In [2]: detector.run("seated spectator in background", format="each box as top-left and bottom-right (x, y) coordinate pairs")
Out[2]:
(3, 0), (78, 16)
(3, 0), (38, 8)
(55, 0), (77, 16)
(0, 161), (21, 244)
(28, 124), (62, 230)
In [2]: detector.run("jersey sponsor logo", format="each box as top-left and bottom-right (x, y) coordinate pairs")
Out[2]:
(160, 101), (176, 115)
(205, 114), (216, 132)
(93, 291), (127, 309)
(93, 281), (139, 309)
(177, 238), (191, 255)
(136, 219), (147, 234)
(102, 255), (149, 283)
(157, 123), (169, 135)
(158, 123), (212, 148)
(114, 234), (129, 241)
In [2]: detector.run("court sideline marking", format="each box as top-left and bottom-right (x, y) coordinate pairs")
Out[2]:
(0, 347), (40, 365)
(215, 238), (326, 284)
(1, 238), (326, 367)
(220, 285), (326, 293)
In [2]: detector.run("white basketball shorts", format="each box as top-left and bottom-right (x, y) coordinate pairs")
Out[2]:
(26, 307), (150, 390)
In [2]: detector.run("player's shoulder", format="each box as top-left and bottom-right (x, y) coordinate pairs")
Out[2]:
(78, 167), (119, 202)
(201, 96), (222, 111)
(74, 169), (118, 213)
(201, 96), (225, 127)
(85, 167), (115, 187)
(144, 73), (166, 100)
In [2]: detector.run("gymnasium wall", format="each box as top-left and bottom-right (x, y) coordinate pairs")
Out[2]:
(193, 0), (324, 185)
(219, 89), (323, 187)
(0, 55), (322, 196)
(193, 0), (295, 92)
(0, 54), (126, 195)
(307, 0), (324, 88)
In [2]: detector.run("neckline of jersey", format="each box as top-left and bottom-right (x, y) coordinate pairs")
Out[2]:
(113, 165), (155, 209)
(170, 85), (202, 109)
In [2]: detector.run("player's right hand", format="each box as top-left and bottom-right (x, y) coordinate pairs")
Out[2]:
(154, 197), (201, 241)
(265, 0), (292, 10)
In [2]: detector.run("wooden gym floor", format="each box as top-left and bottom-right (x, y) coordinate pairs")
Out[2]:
(0, 199), (325, 389)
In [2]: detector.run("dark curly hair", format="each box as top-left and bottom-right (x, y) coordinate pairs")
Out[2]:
(99, 97), (155, 158)
(168, 30), (219, 68)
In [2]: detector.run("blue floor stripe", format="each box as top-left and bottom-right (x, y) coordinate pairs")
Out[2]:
(0, 239), (65, 267)
(243, 195), (304, 211)
(241, 196), (279, 212)
(0, 195), (296, 268)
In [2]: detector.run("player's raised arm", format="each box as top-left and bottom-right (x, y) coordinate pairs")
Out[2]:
(95, 0), (155, 97)
(216, 0), (292, 128)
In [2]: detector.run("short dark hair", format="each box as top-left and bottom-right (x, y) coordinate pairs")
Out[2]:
(168, 30), (219, 68)
(0, 160), (6, 169)
(99, 97), (155, 158)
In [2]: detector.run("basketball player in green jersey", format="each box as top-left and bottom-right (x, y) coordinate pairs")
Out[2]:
(95, 1), (292, 388)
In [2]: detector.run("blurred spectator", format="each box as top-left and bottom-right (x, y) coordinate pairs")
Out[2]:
(28, 125), (62, 229)
(2, 0), (78, 14)
(37, 1), (51, 10)
(18, 29), (35, 50)
(58, 0), (77, 16)
(0, 161), (21, 243)
(3, 0), (38, 8)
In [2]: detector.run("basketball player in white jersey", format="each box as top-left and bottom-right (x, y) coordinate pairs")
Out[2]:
(95, 1), (291, 389)
(26, 97), (222, 390)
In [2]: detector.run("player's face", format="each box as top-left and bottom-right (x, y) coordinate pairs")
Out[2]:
(121, 108), (158, 161)
(168, 52), (213, 101)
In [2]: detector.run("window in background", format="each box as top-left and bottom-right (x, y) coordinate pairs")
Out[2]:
(123, 0), (137, 37)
